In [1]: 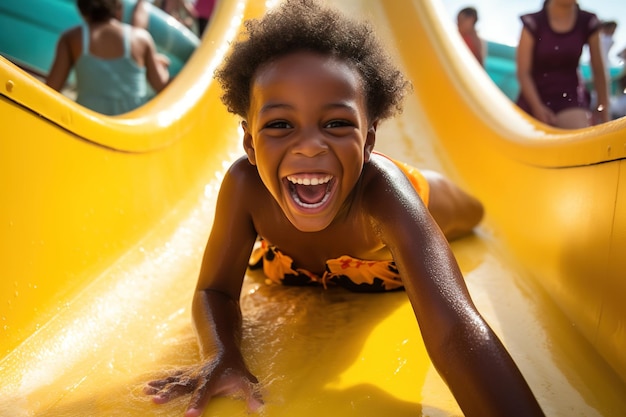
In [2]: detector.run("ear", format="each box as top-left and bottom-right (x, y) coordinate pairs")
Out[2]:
(364, 120), (378, 162)
(242, 121), (256, 165)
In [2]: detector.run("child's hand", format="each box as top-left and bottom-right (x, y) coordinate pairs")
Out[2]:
(156, 53), (171, 68)
(144, 360), (263, 416)
(531, 103), (557, 126)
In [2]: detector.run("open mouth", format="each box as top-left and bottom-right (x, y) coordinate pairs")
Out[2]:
(286, 174), (335, 209)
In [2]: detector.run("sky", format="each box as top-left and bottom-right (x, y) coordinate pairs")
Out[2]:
(441, 0), (626, 66)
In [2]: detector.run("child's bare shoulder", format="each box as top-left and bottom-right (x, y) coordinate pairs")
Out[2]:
(222, 156), (264, 192)
(215, 157), (268, 218)
(362, 153), (408, 189)
(359, 154), (423, 214)
(57, 26), (83, 58)
(61, 25), (82, 42)
(131, 25), (155, 45)
(226, 156), (256, 177)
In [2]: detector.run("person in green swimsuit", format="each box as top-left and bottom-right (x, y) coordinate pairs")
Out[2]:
(145, 1), (545, 416)
(47, 0), (170, 115)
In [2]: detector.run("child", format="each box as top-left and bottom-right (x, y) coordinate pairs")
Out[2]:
(145, 0), (544, 416)
(457, 6), (486, 66)
(46, 0), (170, 115)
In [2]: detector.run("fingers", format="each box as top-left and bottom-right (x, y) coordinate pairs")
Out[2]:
(145, 367), (264, 415)
(226, 373), (264, 413)
(184, 407), (204, 417)
(144, 373), (183, 391)
(185, 379), (213, 417)
(184, 372), (264, 416)
(144, 373), (197, 404)
(241, 379), (265, 413)
(156, 53), (171, 67)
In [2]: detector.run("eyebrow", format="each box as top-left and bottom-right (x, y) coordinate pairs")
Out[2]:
(259, 103), (293, 114)
(259, 101), (359, 114)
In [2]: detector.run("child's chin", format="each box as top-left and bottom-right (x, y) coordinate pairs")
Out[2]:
(283, 197), (336, 232)
(288, 214), (333, 233)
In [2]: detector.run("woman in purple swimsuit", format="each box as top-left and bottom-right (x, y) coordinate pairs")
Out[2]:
(516, 0), (609, 128)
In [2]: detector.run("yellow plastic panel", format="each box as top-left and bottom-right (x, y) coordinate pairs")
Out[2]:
(0, 0), (249, 355)
(2, 0), (626, 416)
(378, 0), (626, 387)
(597, 160), (626, 380)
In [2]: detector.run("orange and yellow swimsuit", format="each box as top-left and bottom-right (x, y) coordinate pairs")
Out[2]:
(248, 154), (429, 293)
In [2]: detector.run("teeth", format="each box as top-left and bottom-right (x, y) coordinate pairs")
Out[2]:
(287, 175), (333, 186)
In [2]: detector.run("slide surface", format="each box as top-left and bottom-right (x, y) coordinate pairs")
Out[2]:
(1, 1), (626, 416)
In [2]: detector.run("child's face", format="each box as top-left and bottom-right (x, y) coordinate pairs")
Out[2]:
(243, 51), (376, 232)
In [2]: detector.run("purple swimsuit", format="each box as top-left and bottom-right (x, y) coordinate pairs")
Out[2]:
(516, 4), (600, 114)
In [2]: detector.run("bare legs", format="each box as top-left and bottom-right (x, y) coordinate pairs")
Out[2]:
(555, 108), (592, 129)
(424, 170), (484, 241)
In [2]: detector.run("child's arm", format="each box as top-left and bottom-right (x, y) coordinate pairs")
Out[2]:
(46, 31), (74, 92)
(145, 159), (262, 416)
(131, 1), (170, 92)
(131, 0), (149, 30)
(366, 159), (544, 416)
(182, 290), (262, 416)
(180, 0), (199, 19)
(136, 28), (170, 93)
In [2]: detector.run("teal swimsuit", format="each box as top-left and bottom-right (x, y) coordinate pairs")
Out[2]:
(75, 23), (148, 115)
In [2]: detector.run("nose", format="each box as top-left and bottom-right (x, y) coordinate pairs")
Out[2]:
(291, 127), (329, 157)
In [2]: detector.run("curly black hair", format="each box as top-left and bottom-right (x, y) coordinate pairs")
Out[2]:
(214, 0), (411, 122)
(77, 0), (120, 22)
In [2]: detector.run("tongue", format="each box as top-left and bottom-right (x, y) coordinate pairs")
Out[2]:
(295, 183), (327, 204)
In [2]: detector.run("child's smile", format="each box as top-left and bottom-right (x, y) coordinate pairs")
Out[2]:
(243, 51), (375, 232)
(285, 173), (335, 209)
(147, 1), (531, 414)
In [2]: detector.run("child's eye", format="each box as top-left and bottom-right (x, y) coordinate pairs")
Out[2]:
(325, 120), (353, 129)
(265, 120), (292, 129)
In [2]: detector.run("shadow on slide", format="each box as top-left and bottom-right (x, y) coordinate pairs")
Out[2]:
(1, 0), (626, 416)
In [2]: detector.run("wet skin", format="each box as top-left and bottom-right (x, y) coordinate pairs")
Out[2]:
(145, 51), (544, 417)
(243, 51), (375, 234)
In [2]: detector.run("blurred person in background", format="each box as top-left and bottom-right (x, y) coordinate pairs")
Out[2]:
(515, 0), (609, 128)
(457, 6), (486, 66)
(47, 0), (170, 115)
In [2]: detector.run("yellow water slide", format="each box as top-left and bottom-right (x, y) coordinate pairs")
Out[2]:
(1, 0), (626, 416)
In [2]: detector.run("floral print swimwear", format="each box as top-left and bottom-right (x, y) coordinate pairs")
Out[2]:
(248, 154), (429, 293)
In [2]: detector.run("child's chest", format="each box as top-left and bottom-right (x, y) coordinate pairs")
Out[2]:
(255, 216), (391, 274)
